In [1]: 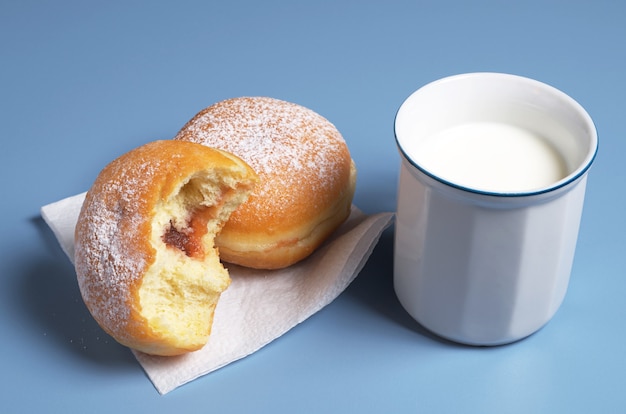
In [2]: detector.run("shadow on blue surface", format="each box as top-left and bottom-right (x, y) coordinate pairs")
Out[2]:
(22, 216), (136, 368)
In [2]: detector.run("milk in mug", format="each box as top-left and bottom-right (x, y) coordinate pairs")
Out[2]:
(408, 122), (568, 193)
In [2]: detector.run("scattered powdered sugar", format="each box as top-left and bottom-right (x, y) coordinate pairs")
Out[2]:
(174, 97), (350, 223)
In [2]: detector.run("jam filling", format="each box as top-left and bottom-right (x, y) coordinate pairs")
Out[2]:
(161, 186), (239, 259)
(162, 206), (215, 259)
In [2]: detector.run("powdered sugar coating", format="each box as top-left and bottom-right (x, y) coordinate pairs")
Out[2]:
(74, 150), (161, 342)
(174, 97), (351, 231)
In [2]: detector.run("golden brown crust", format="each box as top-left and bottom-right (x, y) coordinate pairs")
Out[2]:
(74, 140), (257, 355)
(175, 97), (357, 269)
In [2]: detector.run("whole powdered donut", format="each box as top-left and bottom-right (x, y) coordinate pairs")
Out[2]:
(174, 97), (357, 269)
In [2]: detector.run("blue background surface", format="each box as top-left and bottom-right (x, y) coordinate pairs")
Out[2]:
(1, 1), (624, 412)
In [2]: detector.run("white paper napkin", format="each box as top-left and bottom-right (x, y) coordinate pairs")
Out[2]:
(41, 192), (393, 394)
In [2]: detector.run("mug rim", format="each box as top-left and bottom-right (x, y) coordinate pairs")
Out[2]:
(394, 72), (599, 198)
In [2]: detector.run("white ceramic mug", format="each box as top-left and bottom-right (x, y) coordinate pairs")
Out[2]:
(393, 73), (598, 346)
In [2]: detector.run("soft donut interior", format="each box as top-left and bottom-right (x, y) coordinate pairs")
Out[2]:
(137, 171), (247, 354)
